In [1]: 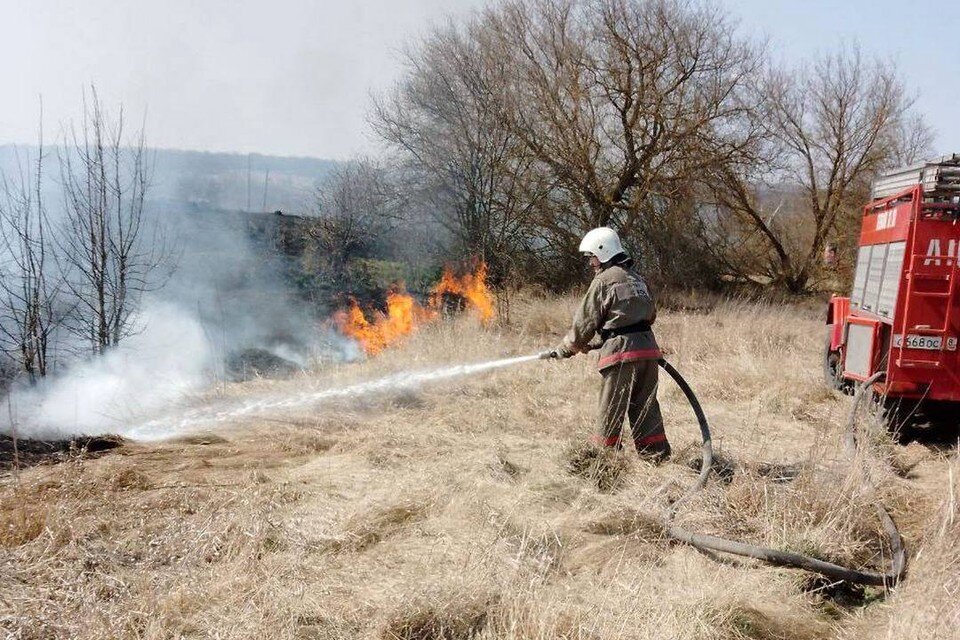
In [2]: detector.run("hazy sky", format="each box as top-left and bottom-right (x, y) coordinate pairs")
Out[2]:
(3, 0), (957, 159)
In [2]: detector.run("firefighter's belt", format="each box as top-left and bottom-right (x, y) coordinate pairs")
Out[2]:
(599, 321), (652, 341)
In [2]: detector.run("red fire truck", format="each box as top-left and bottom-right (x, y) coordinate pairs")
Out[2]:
(825, 155), (960, 424)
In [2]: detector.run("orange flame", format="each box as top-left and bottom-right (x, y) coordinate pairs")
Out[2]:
(334, 291), (435, 356)
(335, 262), (495, 356)
(429, 262), (495, 325)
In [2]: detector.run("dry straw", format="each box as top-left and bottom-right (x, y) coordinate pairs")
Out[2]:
(1, 295), (957, 639)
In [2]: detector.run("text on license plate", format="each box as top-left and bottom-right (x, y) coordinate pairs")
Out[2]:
(893, 334), (956, 351)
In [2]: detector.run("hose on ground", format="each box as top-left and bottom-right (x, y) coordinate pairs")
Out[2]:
(657, 360), (906, 587)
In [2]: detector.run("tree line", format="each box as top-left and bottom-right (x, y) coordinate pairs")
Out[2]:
(321, 0), (930, 295)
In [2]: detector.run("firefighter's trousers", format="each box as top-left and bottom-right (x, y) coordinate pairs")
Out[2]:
(595, 359), (670, 458)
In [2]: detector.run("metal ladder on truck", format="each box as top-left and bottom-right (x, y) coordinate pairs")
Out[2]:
(897, 234), (958, 376)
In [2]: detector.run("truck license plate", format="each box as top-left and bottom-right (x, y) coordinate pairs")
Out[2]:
(893, 334), (944, 350)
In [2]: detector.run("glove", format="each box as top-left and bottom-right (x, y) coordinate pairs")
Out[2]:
(557, 344), (577, 359)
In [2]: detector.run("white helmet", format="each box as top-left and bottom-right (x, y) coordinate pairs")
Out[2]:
(578, 227), (624, 263)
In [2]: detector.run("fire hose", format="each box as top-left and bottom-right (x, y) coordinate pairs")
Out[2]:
(657, 363), (905, 587)
(544, 351), (906, 586)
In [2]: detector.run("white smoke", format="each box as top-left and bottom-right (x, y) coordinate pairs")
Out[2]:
(0, 147), (353, 441)
(2, 301), (213, 440)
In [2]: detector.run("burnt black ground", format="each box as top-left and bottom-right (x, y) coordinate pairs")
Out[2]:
(0, 434), (123, 471)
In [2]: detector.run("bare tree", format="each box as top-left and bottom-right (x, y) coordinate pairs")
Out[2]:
(889, 114), (935, 167)
(58, 88), (165, 354)
(482, 0), (761, 242)
(305, 159), (403, 284)
(705, 48), (931, 292)
(372, 19), (553, 285)
(0, 116), (64, 382)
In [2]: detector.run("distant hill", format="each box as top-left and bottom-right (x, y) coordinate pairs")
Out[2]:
(0, 144), (341, 215)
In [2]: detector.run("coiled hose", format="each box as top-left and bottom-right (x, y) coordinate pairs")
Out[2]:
(657, 360), (906, 587)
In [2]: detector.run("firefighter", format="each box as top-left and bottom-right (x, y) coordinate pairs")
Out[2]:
(542, 227), (671, 462)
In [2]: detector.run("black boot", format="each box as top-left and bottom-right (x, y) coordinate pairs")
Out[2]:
(649, 441), (672, 464)
(635, 435), (671, 464)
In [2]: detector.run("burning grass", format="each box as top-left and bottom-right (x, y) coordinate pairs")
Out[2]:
(335, 262), (495, 355)
(336, 289), (438, 356)
(1, 293), (958, 639)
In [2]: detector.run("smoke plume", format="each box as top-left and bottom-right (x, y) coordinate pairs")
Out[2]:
(4, 301), (212, 439)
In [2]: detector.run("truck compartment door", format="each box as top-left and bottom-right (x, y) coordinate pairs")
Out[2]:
(845, 318), (881, 379)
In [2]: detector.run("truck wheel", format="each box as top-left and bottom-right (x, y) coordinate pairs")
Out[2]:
(823, 326), (845, 391)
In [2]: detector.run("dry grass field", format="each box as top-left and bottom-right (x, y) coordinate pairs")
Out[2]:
(1, 294), (958, 639)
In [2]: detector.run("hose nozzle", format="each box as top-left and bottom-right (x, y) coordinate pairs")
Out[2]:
(538, 350), (559, 360)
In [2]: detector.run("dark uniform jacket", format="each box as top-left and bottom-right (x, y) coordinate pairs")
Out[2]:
(556, 264), (660, 371)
